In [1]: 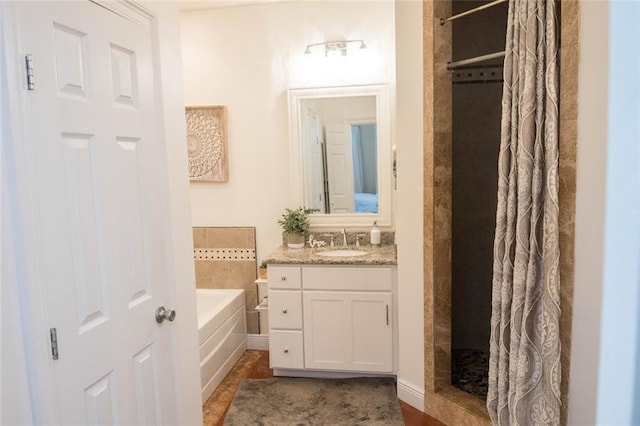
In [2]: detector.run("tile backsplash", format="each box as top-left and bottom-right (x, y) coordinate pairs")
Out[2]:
(193, 227), (259, 334)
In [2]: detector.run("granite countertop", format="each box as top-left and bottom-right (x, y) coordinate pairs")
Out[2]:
(264, 244), (397, 266)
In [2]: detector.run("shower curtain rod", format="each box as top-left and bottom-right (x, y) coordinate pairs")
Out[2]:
(440, 0), (508, 25)
(447, 51), (506, 70)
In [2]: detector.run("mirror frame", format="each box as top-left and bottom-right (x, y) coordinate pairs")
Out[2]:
(288, 84), (391, 228)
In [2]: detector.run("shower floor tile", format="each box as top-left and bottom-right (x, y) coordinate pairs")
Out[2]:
(451, 348), (489, 400)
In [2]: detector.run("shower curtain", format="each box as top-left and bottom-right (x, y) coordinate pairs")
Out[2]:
(487, 0), (561, 425)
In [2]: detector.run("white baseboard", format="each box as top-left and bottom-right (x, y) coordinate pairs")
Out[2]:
(274, 368), (395, 380)
(246, 333), (269, 350)
(397, 378), (425, 412)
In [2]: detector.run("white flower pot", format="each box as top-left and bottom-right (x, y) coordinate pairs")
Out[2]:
(287, 233), (305, 249)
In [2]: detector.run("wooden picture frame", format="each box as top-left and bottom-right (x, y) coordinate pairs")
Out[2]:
(185, 105), (229, 182)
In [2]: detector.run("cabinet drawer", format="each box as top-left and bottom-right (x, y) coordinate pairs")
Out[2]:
(302, 266), (392, 291)
(268, 290), (302, 329)
(268, 266), (302, 289)
(269, 330), (304, 369)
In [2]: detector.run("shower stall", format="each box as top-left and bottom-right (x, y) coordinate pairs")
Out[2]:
(449, 0), (508, 400)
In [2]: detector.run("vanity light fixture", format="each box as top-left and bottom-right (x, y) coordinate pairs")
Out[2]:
(303, 40), (367, 57)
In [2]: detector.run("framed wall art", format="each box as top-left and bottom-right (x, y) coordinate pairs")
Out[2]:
(185, 105), (229, 182)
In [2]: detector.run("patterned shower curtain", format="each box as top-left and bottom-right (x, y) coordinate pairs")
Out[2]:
(487, 0), (561, 424)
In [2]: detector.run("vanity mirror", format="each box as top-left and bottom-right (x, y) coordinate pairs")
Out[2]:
(288, 85), (391, 227)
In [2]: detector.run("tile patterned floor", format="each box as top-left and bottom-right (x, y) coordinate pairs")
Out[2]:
(202, 350), (444, 426)
(450, 348), (490, 400)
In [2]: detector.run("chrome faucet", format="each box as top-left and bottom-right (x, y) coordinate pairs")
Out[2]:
(341, 228), (348, 248)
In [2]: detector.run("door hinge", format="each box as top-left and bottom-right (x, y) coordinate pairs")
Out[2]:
(49, 328), (59, 360)
(25, 54), (34, 91)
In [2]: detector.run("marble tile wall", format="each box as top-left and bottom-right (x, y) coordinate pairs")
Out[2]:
(558, 1), (580, 424)
(193, 227), (259, 334)
(422, 1), (579, 424)
(432, 0), (453, 395)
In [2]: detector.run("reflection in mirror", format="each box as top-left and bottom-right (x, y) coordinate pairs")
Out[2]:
(288, 85), (391, 228)
(300, 96), (378, 214)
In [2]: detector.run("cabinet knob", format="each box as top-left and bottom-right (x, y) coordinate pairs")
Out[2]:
(282, 308), (288, 314)
(284, 348), (289, 353)
(280, 276), (287, 281)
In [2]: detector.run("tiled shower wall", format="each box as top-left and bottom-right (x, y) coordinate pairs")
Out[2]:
(193, 227), (259, 334)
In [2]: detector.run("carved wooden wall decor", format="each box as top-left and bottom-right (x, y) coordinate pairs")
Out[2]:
(186, 105), (228, 182)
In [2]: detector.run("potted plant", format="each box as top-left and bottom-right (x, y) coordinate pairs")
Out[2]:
(277, 207), (311, 248)
(258, 261), (268, 279)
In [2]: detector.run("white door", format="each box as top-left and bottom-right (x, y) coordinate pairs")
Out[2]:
(303, 291), (393, 372)
(325, 123), (355, 213)
(302, 106), (326, 213)
(15, 2), (179, 423)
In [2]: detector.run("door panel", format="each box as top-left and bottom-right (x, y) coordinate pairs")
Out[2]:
(61, 132), (109, 332)
(84, 372), (117, 424)
(325, 124), (354, 213)
(53, 22), (90, 99)
(16, 2), (177, 423)
(132, 345), (160, 425)
(110, 44), (138, 107)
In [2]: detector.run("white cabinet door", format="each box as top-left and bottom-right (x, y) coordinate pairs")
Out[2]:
(303, 291), (393, 373)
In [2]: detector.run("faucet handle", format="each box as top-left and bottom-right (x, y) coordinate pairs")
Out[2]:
(355, 234), (366, 249)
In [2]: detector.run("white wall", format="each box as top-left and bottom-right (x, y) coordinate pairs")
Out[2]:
(393, 0), (425, 410)
(567, 2), (609, 423)
(595, 1), (640, 423)
(567, 0), (640, 423)
(180, 1), (396, 262)
(568, 2), (609, 425)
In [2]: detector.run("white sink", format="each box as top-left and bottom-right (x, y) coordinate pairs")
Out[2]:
(316, 249), (368, 257)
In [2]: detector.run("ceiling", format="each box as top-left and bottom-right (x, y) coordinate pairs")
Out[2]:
(178, 0), (291, 12)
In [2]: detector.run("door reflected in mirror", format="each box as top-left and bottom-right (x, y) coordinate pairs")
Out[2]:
(288, 84), (391, 228)
(300, 96), (378, 214)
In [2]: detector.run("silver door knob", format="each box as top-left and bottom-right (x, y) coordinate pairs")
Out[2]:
(155, 306), (176, 323)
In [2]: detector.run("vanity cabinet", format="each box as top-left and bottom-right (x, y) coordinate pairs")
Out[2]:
(268, 264), (395, 375)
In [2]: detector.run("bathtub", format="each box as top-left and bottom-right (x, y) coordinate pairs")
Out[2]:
(197, 289), (247, 404)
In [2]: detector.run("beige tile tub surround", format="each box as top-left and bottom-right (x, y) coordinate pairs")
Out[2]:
(422, 0), (578, 425)
(193, 227), (259, 334)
